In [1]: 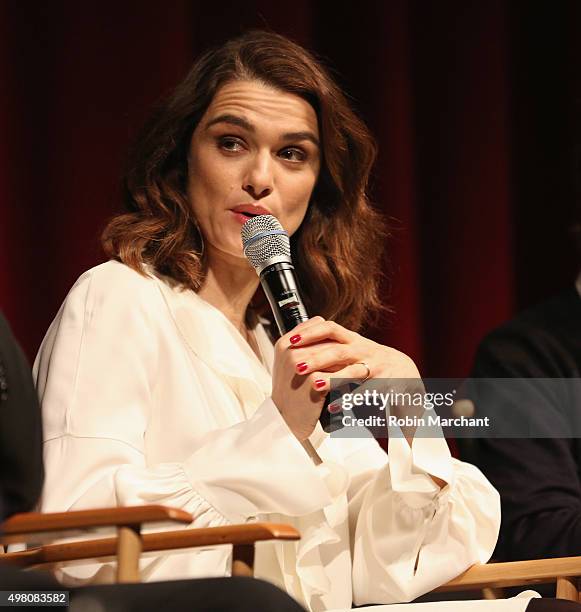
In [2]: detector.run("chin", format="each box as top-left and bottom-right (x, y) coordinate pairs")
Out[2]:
(209, 241), (251, 264)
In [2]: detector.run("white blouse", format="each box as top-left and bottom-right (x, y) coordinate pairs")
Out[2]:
(34, 261), (538, 612)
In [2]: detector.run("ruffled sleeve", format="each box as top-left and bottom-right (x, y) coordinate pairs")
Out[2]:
(112, 398), (333, 523)
(333, 420), (501, 606)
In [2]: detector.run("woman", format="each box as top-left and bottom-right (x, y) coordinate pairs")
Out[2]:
(34, 31), (559, 612)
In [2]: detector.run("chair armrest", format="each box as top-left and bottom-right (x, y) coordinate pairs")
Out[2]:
(0, 505), (193, 545)
(1, 522), (300, 567)
(435, 557), (581, 592)
(140, 522), (300, 550)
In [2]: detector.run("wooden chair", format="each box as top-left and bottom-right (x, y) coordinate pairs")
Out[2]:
(3, 508), (581, 602)
(0, 505), (299, 584)
(435, 557), (581, 602)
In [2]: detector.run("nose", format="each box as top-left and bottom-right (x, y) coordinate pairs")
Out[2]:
(242, 151), (273, 200)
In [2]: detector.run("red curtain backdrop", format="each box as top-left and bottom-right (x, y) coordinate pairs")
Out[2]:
(1, 0), (579, 378)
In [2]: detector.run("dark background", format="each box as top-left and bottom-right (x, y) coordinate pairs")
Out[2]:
(1, 0), (579, 377)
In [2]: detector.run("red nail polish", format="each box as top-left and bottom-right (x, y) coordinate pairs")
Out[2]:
(290, 334), (302, 344)
(296, 362), (308, 373)
(328, 402), (341, 414)
(315, 379), (326, 389)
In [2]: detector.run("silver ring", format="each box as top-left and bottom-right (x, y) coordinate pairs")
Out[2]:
(356, 362), (371, 383)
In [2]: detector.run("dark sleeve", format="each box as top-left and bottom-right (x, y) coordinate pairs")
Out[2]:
(0, 312), (43, 520)
(469, 324), (581, 560)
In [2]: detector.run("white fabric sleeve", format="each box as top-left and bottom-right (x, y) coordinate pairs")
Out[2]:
(335, 421), (500, 606)
(36, 265), (332, 529)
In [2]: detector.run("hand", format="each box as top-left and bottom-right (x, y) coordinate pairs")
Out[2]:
(271, 316), (421, 441)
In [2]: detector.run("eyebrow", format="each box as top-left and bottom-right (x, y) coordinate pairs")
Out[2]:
(205, 113), (320, 148)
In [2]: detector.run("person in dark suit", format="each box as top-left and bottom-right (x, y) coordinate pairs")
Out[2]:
(469, 276), (581, 564)
(0, 309), (305, 611)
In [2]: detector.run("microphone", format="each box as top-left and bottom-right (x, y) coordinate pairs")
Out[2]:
(241, 214), (343, 432)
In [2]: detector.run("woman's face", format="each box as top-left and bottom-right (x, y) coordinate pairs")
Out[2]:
(187, 80), (320, 263)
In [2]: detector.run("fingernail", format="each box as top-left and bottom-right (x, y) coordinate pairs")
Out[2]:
(296, 362), (308, 373)
(290, 334), (302, 345)
(314, 379), (326, 389)
(328, 402), (342, 414)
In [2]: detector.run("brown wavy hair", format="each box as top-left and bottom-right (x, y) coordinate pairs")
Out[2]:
(102, 30), (389, 332)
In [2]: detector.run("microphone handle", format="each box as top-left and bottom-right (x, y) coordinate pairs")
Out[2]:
(259, 262), (309, 331)
(259, 262), (342, 433)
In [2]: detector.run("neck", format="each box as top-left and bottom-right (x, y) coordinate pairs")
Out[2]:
(197, 246), (260, 333)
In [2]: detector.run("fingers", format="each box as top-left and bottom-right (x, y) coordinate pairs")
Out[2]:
(302, 361), (372, 393)
(292, 343), (354, 376)
(278, 318), (364, 392)
(277, 316), (325, 348)
(279, 317), (354, 349)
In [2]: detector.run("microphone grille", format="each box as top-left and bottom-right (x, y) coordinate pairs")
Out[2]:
(241, 215), (291, 270)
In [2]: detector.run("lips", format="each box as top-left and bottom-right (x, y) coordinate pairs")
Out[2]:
(230, 204), (272, 218)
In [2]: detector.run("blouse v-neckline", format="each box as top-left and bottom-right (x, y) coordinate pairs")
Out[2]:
(153, 272), (275, 421)
(160, 279), (274, 379)
(197, 296), (265, 364)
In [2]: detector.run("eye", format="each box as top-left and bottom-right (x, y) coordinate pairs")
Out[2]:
(279, 147), (307, 163)
(217, 136), (245, 153)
